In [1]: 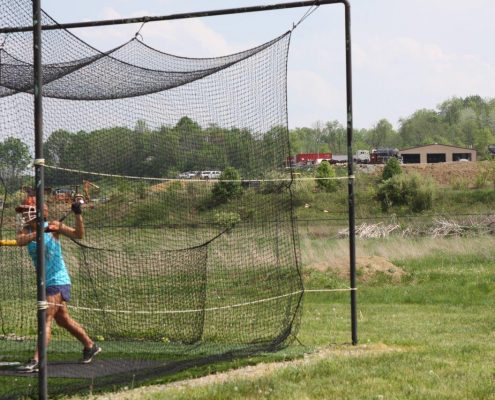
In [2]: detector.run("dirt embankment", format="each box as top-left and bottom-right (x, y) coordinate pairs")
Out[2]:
(359, 160), (490, 187)
(401, 161), (488, 187)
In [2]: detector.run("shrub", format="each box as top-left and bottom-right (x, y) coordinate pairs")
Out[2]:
(315, 161), (338, 192)
(260, 170), (289, 194)
(214, 211), (241, 229)
(134, 181), (149, 199)
(474, 170), (489, 189)
(376, 173), (434, 213)
(382, 157), (402, 181)
(211, 167), (242, 205)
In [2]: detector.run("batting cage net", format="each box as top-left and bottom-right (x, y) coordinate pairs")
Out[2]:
(0, 1), (303, 398)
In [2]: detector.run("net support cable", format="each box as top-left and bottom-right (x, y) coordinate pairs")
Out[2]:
(42, 287), (355, 315)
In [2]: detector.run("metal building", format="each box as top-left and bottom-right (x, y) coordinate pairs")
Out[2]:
(399, 144), (477, 164)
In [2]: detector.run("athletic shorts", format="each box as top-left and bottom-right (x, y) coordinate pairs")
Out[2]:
(46, 285), (71, 302)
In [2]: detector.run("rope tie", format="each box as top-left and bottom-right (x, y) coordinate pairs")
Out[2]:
(292, 5), (319, 31)
(134, 18), (149, 39)
(37, 301), (49, 310)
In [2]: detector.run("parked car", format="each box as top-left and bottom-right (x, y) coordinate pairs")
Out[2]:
(200, 170), (222, 179)
(178, 172), (191, 179)
(178, 171), (200, 179)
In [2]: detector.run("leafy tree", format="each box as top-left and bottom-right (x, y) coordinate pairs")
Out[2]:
(323, 120), (346, 154)
(352, 128), (370, 152)
(315, 161), (337, 192)
(211, 167), (242, 205)
(368, 119), (399, 148)
(438, 97), (465, 125)
(382, 157), (402, 181)
(263, 126), (290, 170)
(0, 137), (31, 190)
(399, 109), (448, 147)
(44, 129), (73, 165)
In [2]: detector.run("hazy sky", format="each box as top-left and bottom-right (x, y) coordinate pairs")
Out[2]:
(42, 0), (495, 130)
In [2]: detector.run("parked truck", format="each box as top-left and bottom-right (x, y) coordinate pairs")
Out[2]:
(370, 148), (402, 164)
(353, 150), (370, 164)
(286, 152), (332, 167)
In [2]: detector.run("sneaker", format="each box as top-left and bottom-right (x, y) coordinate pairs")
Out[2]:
(82, 344), (101, 364)
(17, 359), (39, 373)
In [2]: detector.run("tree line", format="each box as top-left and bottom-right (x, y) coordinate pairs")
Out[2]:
(1, 95), (494, 187)
(42, 116), (288, 184)
(291, 95), (495, 158)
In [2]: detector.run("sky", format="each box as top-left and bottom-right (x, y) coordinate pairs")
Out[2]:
(41, 0), (495, 130)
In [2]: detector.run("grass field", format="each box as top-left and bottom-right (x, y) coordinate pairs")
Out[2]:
(65, 234), (495, 400)
(1, 202), (494, 399)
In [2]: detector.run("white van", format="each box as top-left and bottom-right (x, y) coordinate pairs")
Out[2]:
(200, 170), (222, 179)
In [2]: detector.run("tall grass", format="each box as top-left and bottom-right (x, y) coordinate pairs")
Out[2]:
(300, 232), (495, 266)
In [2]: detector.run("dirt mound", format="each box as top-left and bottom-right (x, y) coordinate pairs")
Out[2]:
(361, 161), (487, 187)
(309, 256), (405, 282)
(402, 161), (485, 187)
(149, 180), (184, 192)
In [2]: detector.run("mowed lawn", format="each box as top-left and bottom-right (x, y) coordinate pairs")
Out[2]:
(74, 235), (495, 400)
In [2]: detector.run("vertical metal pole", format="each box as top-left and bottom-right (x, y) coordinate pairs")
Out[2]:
(343, 1), (357, 345)
(33, 0), (48, 398)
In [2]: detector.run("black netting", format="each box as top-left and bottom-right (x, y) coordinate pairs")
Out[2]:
(0, 1), (302, 398)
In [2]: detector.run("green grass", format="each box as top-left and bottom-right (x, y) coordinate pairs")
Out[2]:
(60, 235), (495, 400)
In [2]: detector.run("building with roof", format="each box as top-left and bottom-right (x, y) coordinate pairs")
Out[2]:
(399, 144), (477, 164)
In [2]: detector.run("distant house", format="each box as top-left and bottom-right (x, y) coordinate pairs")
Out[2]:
(399, 144), (477, 164)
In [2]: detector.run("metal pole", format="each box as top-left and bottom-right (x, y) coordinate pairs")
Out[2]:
(343, 1), (357, 345)
(1, 0), (344, 34)
(33, 0), (48, 398)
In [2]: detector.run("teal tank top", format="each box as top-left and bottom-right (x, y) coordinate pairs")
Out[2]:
(27, 222), (71, 287)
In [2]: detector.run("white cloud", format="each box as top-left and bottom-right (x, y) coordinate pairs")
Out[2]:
(138, 19), (246, 57)
(71, 6), (252, 57)
(288, 69), (344, 128)
(352, 35), (495, 126)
